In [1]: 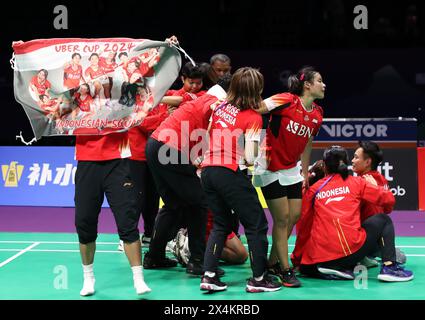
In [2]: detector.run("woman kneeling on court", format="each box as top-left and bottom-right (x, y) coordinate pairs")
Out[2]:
(291, 146), (413, 282)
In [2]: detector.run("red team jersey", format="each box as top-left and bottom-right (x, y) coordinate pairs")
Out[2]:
(84, 65), (106, 80)
(63, 64), (83, 89)
(359, 170), (392, 221)
(151, 94), (219, 156)
(263, 93), (323, 171)
(166, 87), (207, 104)
(136, 52), (159, 77)
(39, 98), (58, 115)
(75, 133), (131, 161)
(291, 174), (395, 266)
(202, 102), (262, 171)
(99, 57), (118, 74)
(126, 68), (143, 84)
(73, 93), (93, 112)
(31, 76), (51, 95)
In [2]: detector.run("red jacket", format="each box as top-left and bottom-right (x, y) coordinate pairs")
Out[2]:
(291, 174), (395, 266)
(129, 104), (168, 161)
(359, 171), (392, 221)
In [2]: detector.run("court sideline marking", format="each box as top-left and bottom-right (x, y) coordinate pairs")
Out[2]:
(0, 242), (40, 268)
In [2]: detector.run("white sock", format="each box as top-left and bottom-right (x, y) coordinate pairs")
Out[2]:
(254, 274), (264, 282)
(132, 265), (151, 295)
(205, 271), (216, 278)
(80, 264), (95, 296)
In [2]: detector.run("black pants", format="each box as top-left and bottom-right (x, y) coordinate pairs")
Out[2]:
(318, 214), (396, 270)
(129, 160), (159, 238)
(201, 166), (269, 277)
(74, 159), (140, 244)
(145, 138), (207, 261)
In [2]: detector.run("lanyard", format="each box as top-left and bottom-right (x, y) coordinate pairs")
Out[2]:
(312, 174), (335, 207)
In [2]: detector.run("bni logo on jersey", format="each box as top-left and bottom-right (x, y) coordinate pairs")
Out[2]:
(1, 161), (24, 187)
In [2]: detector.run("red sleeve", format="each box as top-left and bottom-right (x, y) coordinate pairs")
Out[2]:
(139, 112), (168, 133)
(291, 188), (315, 266)
(358, 178), (396, 211)
(244, 113), (262, 140)
(181, 92), (199, 103)
(263, 92), (294, 114)
(45, 79), (52, 88)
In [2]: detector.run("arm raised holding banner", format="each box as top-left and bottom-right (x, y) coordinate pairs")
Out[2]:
(12, 36), (184, 139)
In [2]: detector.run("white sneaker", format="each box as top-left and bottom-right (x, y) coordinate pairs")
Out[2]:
(117, 240), (124, 252)
(396, 248), (407, 265)
(80, 277), (95, 296)
(166, 239), (176, 253)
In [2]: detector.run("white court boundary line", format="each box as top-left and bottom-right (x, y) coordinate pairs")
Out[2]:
(0, 249), (424, 257)
(3, 241), (425, 248)
(0, 241), (425, 258)
(1, 241), (425, 248)
(0, 249), (121, 253)
(0, 242), (40, 268)
(0, 241), (117, 245)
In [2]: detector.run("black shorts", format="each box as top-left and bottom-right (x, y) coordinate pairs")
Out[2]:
(261, 180), (302, 200)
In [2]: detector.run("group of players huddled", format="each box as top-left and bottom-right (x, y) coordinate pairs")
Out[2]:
(69, 36), (413, 297)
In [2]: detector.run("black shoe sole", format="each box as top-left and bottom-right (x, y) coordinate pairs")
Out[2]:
(186, 269), (203, 276)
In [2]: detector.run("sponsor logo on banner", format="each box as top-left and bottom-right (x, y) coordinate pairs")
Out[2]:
(350, 161), (406, 196)
(2, 161), (24, 187)
(321, 124), (388, 138)
(351, 161), (394, 182)
(27, 163), (77, 186)
(1, 161), (77, 187)
(0, 146), (91, 207)
(312, 147), (418, 210)
(391, 186), (406, 197)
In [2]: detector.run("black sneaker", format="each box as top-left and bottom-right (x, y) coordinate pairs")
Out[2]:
(186, 261), (225, 277)
(143, 252), (177, 269)
(200, 275), (227, 291)
(279, 268), (301, 287)
(267, 262), (283, 276)
(246, 275), (282, 293)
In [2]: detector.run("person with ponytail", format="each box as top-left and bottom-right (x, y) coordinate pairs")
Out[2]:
(200, 67), (281, 293)
(253, 66), (325, 287)
(291, 146), (414, 282)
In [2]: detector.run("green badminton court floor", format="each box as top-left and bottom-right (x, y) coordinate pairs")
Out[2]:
(0, 232), (424, 300)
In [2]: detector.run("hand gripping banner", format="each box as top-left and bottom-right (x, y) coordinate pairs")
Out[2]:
(12, 38), (182, 139)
